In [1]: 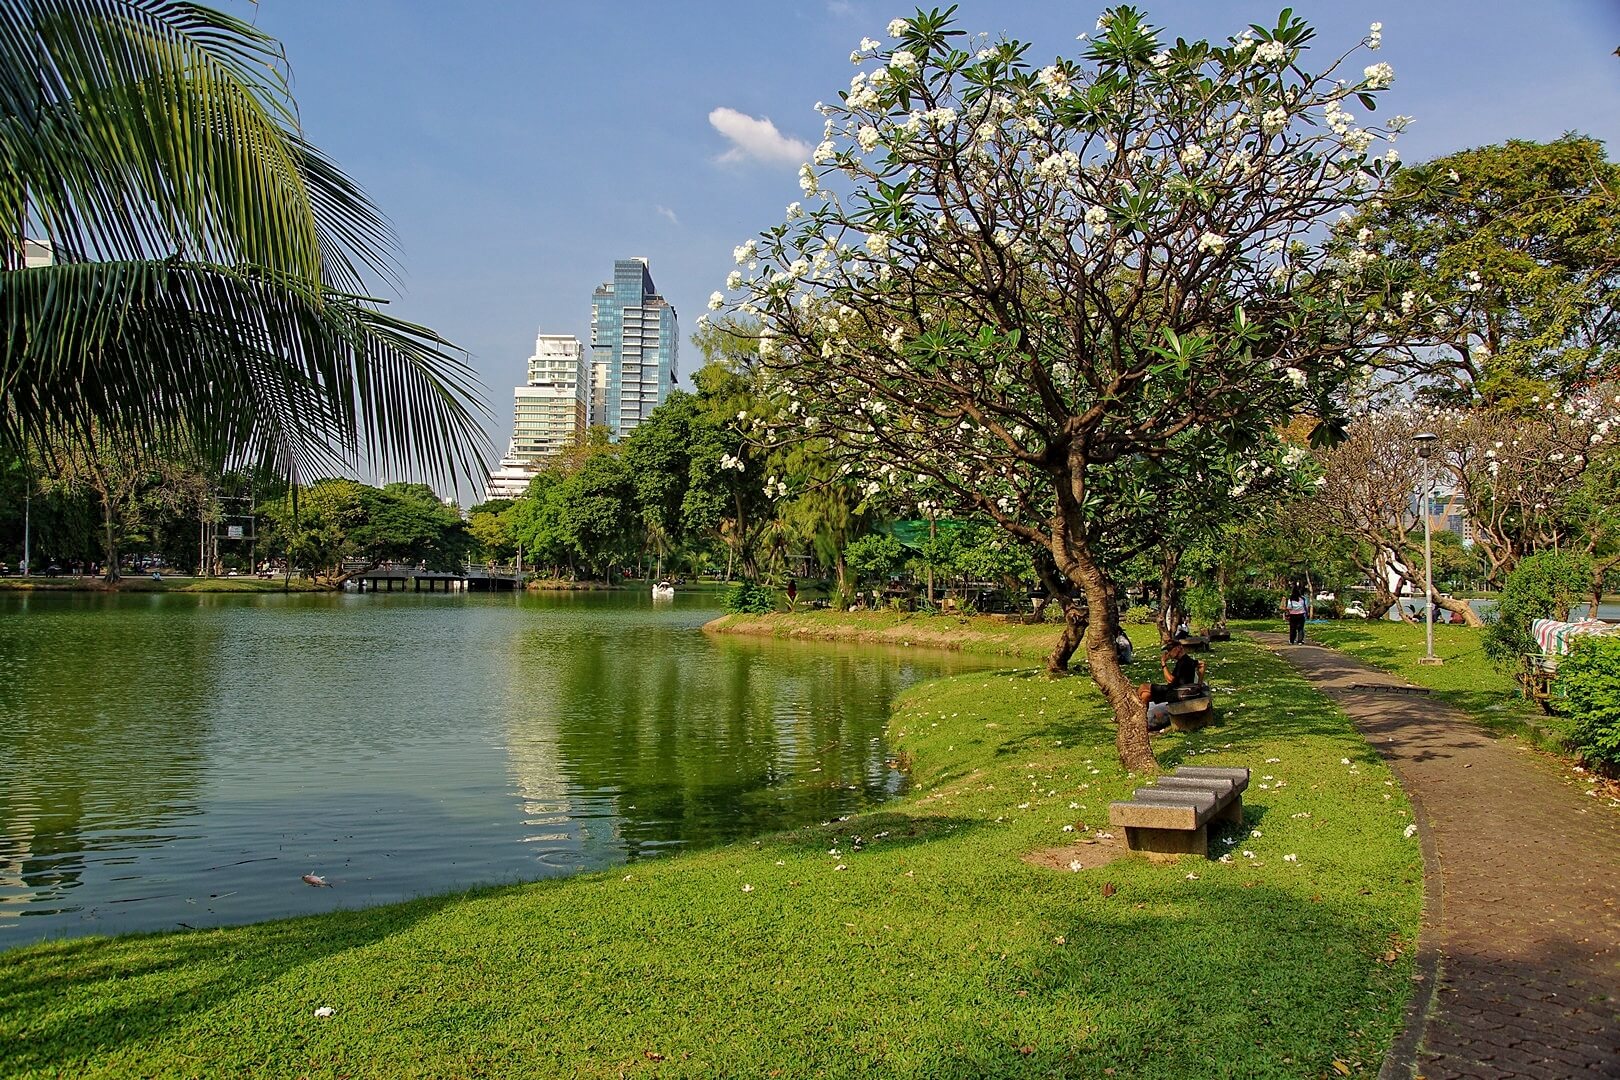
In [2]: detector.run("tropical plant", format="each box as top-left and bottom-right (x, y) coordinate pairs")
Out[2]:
(1, 0), (488, 483)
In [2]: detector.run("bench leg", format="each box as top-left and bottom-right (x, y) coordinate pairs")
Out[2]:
(1214, 796), (1244, 826)
(1124, 824), (1207, 862)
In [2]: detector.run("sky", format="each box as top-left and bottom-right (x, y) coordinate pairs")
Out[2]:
(240, 0), (1620, 494)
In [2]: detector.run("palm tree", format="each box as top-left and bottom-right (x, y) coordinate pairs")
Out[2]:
(0, 0), (489, 485)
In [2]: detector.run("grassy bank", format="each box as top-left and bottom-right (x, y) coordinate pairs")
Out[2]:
(0, 575), (324, 593)
(2, 629), (1420, 1078)
(708, 608), (1062, 662)
(1233, 618), (1573, 751)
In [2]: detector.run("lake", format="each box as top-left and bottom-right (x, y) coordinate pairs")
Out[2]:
(0, 589), (990, 946)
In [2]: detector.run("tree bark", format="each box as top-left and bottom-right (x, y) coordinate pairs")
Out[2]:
(1065, 545), (1156, 772)
(1047, 593), (1087, 675)
(1157, 545), (1182, 643)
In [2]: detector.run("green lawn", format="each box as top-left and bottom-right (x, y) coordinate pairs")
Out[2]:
(1233, 618), (1574, 750)
(1, 635), (1420, 1079)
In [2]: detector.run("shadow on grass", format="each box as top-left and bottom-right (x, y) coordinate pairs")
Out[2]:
(0, 891), (463, 1074)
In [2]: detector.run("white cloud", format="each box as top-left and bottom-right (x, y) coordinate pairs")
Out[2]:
(826, 0), (855, 16)
(655, 205), (680, 226)
(708, 107), (811, 166)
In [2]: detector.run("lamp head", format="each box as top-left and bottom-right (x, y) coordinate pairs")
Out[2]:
(1412, 432), (1438, 459)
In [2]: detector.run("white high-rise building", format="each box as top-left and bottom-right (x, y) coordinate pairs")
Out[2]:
(483, 332), (588, 501)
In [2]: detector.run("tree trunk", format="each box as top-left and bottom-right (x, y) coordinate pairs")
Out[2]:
(1068, 546), (1155, 772)
(1157, 546), (1182, 643)
(1047, 593), (1087, 675)
(100, 494), (120, 582)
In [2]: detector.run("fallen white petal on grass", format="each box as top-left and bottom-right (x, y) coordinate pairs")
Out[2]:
(314, 1007), (335, 1019)
(1404, 823), (1418, 838)
(1069, 859), (1083, 872)
(836, 864), (848, 871)
(1185, 872), (1199, 880)
(1283, 854), (1298, 863)
(1242, 850), (1256, 859)
(1062, 825), (1075, 833)
(741, 884), (754, 893)
(1265, 757), (1280, 764)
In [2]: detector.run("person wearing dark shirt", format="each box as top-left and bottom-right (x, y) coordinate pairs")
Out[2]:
(1137, 639), (1206, 732)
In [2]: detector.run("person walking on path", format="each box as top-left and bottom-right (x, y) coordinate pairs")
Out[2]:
(1284, 586), (1308, 645)
(1256, 632), (1620, 1079)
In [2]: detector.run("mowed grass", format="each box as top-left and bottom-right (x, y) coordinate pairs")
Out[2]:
(1235, 617), (1574, 750)
(1, 636), (1421, 1079)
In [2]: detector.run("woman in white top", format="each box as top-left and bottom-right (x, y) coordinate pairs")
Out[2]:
(1285, 587), (1308, 645)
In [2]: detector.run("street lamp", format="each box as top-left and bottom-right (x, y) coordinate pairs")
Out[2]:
(1412, 432), (1443, 667)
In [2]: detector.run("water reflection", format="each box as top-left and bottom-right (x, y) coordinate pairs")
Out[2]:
(0, 593), (214, 927)
(0, 590), (994, 945)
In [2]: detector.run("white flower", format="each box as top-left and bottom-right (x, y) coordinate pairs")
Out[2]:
(1363, 62), (1394, 89)
(1062, 824), (1075, 833)
(858, 125), (882, 152)
(866, 232), (891, 258)
(733, 240), (757, 265)
(860, 36), (881, 52)
(1368, 21), (1383, 49)
(1447, 168), (1460, 182)
(1197, 231), (1227, 254)
(1404, 823), (1418, 838)
(1254, 40), (1286, 64)
(1283, 367), (1307, 388)
(1179, 144), (1206, 167)
(887, 17), (908, 37)
(708, 291), (724, 311)
(1149, 50), (1172, 68)
(314, 1006), (335, 1018)
(1037, 65), (1069, 93)
(1085, 204), (1108, 228)
(889, 49), (918, 72)
(814, 139), (836, 164)
(1242, 850), (1256, 859)
(799, 163), (820, 196)
(1283, 853), (1298, 863)
(725, 271), (743, 291)
(741, 883), (754, 893)
(1068, 859), (1083, 872)
(1261, 107), (1288, 134)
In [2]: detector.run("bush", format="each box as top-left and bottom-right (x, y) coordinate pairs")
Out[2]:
(1560, 636), (1620, 770)
(1184, 584), (1224, 631)
(1483, 551), (1591, 667)
(723, 582), (777, 614)
(1123, 604), (1156, 625)
(1226, 584), (1281, 620)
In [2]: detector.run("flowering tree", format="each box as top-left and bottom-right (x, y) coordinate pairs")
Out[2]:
(716, 6), (1410, 768)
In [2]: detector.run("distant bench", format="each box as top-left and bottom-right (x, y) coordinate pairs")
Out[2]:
(1108, 766), (1249, 860)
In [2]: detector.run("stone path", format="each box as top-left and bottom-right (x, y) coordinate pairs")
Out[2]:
(1253, 635), (1620, 1080)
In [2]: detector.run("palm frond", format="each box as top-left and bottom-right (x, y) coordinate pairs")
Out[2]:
(1, 259), (491, 486)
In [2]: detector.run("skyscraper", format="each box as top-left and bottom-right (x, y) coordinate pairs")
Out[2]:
(590, 258), (678, 436)
(484, 332), (588, 501)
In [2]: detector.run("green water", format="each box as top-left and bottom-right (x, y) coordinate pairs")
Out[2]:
(0, 589), (991, 945)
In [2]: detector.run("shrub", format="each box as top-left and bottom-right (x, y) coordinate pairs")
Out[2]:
(1184, 584), (1224, 631)
(1123, 604), (1156, 625)
(1560, 636), (1620, 770)
(1226, 584), (1281, 619)
(723, 582), (777, 614)
(1483, 551), (1591, 667)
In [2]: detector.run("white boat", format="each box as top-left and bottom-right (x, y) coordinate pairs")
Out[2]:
(652, 580), (675, 601)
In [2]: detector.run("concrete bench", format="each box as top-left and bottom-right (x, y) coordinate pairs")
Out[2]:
(1108, 766), (1249, 860)
(1164, 683), (1214, 731)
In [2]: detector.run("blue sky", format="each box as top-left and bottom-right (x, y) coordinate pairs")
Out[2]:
(243, 1), (1620, 484)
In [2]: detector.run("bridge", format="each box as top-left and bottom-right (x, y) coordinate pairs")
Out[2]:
(349, 562), (525, 593)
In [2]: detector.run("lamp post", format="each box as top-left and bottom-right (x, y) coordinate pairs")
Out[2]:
(1412, 432), (1443, 666)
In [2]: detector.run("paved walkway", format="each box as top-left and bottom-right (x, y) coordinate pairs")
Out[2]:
(1254, 635), (1620, 1079)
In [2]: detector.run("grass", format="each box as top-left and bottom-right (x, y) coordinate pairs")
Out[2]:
(707, 608), (1065, 661)
(1232, 618), (1575, 751)
(1, 630), (1421, 1079)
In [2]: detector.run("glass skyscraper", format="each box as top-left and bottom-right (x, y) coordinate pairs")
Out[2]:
(590, 258), (678, 437)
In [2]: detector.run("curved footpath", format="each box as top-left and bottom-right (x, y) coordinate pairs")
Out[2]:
(1254, 633), (1620, 1079)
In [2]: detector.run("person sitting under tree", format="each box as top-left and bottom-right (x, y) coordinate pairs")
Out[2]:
(1137, 639), (1206, 733)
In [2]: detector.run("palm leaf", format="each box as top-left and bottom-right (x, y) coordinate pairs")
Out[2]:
(1, 0), (490, 486)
